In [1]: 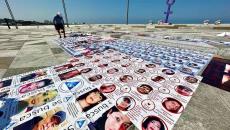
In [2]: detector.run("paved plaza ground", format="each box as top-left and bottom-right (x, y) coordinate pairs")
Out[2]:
(0, 25), (230, 130)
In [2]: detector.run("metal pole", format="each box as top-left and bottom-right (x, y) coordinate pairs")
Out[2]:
(62, 0), (69, 27)
(126, 0), (129, 25)
(4, 0), (18, 29)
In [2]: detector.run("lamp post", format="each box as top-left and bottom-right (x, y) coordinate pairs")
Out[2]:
(62, 0), (69, 27)
(126, 0), (129, 25)
(164, 0), (176, 24)
(4, 0), (18, 29)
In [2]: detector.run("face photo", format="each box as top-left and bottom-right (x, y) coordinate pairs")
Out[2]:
(76, 88), (107, 112)
(116, 96), (135, 111)
(146, 64), (156, 68)
(20, 70), (47, 82)
(54, 63), (74, 72)
(120, 75), (133, 83)
(142, 116), (166, 130)
(98, 64), (109, 68)
(173, 58), (183, 64)
(100, 83), (116, 93)
(0, 79), (12, 89)
(88, 106), (133, 130)
(13, 109), (66, 130)
(93, 59), (100, 63)
(58, 69), (81, 81)
(85, 55), (93, 59)
(88, 74), (103, 82)
(111, 59), (121, 63)
(162, 69), (175, 75)
(121, 63), (131, 67)
(162, 97), (184, 114)
(180, 67), (193, 75)
(103, 56), (111, 59)
(185, 76), (198, 83)
(80, 68), (93, 74)
(73, 63), (85, 67)
(164, 62), (176, 69)
(107, 68), (119, 74)
(137, 84), (153, 94)
(175, 85), (193, 96)
(135, 69), (146, 74)
(68, 58), (80, 63)
(17, 89), (58, 113)
(151, 76), (166, 83)
(152, 58), (162, 65)
(19, 79), (54, 94)
(122, 56), (131, 59)
(187, 62), (200, 69)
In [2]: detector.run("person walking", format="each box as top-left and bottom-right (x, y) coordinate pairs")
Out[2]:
(53, 12), (66, 38)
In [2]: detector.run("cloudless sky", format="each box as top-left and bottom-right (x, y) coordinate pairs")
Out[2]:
(0, 0), (230, 24)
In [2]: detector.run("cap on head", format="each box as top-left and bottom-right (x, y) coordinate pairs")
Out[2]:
(57, 12), (61, 15)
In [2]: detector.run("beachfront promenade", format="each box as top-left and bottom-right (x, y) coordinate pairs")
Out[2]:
(0, 24), (230, 130)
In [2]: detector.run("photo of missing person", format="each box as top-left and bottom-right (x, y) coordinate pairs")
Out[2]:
(111, 59), (121, 63)
(58, 69), (81, 81)
(19, 79), (54, 94)
(107, 68), (119, 74)
(17, 89), (58, 113)
(162, 69), (175, 75)
(135, 69), (146, 74)
(93, 59), (100, 63)
(54, 63), (74, 72)
(80, 68), (93, 74)
(185, 76), (198, 83)
(137, 84), (153, 95)
(100, 83), (116, 93)
(179, 67), (193, 75)
(146, 64), (156, 68)
(68, 58), (79, 63)
(116, 96), (135, 111)
(121, 63), (131, 67)
(20, 70), (47, 82)
(162, 97), (184, 114)
(142, 116), (166, 130)
(175, 85), (193, 96)
(0, 79), (12, 89)
(88, 74), (103, 82)
(85, 55), (93, 59)
(98, 64), (109, 68)
(187, 62), (200, 69)
(76, 88), (107, 112)
(164, 62), (176, 69)
(122, 56), (131, 59)
(88, 106), (133, 130)
(172, 58), (183, 64)
(13, 109), (66, 130)
(151, 76), (165, 83)
(120, 75), (133, 83)
(72, 63), (85, 67)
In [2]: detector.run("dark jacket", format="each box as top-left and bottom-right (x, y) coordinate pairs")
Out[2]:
(53, 15), (64, 25)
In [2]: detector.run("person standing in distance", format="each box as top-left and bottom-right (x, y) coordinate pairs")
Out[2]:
(53, 12), (66, 38)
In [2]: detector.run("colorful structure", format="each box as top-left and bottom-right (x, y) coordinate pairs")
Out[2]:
(164, 0), (176, 23)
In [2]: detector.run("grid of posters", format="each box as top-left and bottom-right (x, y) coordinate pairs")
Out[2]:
(0, 33), (209, 130)
(55, 35), (213, 75)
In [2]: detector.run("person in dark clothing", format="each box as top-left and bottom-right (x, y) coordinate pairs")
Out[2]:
(53, 12), (66, 38)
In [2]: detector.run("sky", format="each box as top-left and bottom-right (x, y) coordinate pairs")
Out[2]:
(0, 0), (230, 24)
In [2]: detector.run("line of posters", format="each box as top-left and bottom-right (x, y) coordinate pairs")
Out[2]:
(55, 34), (213, 76)
(1, 48), (202, 130)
